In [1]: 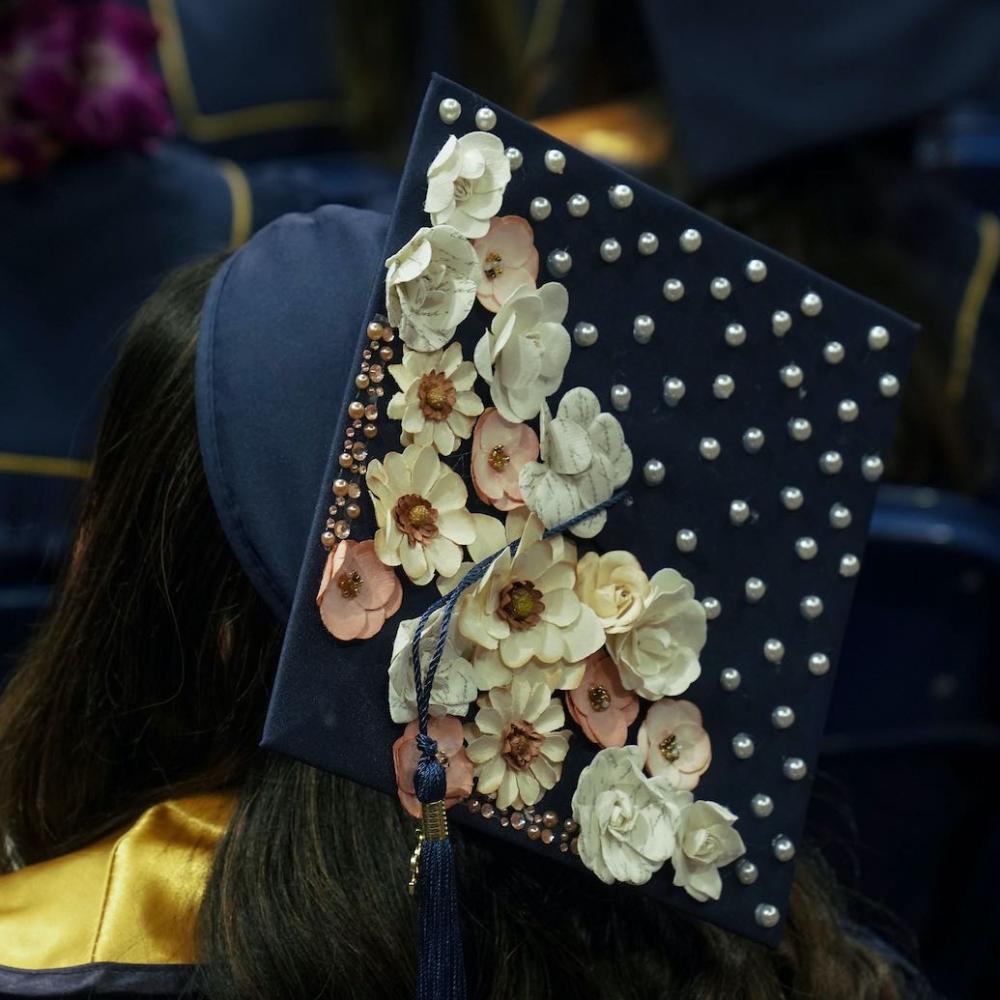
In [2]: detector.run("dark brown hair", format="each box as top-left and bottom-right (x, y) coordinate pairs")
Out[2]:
(0, 256), (912, 999)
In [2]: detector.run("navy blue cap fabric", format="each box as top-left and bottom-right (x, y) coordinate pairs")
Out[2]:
(201, 75), (916, 944)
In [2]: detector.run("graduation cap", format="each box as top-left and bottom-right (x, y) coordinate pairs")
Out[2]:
(196, 75), (916, 999)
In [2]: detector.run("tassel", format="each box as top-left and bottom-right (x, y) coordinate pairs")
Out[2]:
(413, 733), (466, 1000)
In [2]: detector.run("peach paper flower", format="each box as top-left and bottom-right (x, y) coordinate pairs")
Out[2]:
(566, 649), (639, 748)
(317, 539), (402, 641)
(393, 716), (473, 819)
(471, 215), (539, 313)
(637, 699), (712, 791)
(470, 407), (539, 511)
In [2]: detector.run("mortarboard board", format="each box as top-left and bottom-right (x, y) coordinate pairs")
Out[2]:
(196, 75), (917, 998)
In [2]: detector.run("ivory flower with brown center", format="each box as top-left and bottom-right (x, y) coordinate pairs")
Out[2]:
(387, 343), (484, 455)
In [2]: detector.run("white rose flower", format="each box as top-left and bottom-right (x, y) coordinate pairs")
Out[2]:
(387, 613), (477, 724)
(519, 387), (633, 538)
(473, 282), (571, 423)
(424, 132), (512, 238)
(385, 225), (479, 352)
(572, 745), (684, 886)
(671, 799), (746, 902)
(576, 550), (651, 633)
(606, 569), (706, 700)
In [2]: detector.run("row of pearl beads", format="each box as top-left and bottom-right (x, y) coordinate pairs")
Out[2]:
(641, 445), (883, 482)
(320, 319), (393, 548)
(467, 795), (580, 853)
(720, 652), (830, 698)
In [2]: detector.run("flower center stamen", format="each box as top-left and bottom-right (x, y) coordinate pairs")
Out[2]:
(337, 570), (363, 599)
(484, 250), (504, 280)
(588, 684), (611, 712)
(498, 580), (545, 631)
(453, 177), (472, 203)
(501, 721), (543, 771)
(418, 370), (457, 422)
(488, 444), (510, 470)
(659, 734), (681, 763)
(393, 493), (440, 545)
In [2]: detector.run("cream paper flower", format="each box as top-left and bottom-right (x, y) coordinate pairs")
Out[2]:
(465, 675), (570, 810)
(571, 745), (684, 886)
(387, 612), (478, 724)
(366, 444), (476, 585)
(576, 550), (651, 633)
(605, 569), (706, 701)
(454, 511), (605, 677)
(385, 225), (479, 352)
(519, 387), (633, 539)
(473, 282), (571, 423)
(671, 798), (746, 902)
(424, 132), (512, 238)
(387, 343), (484, 455)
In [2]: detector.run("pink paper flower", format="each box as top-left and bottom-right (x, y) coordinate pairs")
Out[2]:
(566, 649), (640, 748)
(471, 215), (539, 313)
(317, 539), (402, 641)
(393, 716), (474, 819)
(470, 406), (539, 511)
(637, 699), (712, 791)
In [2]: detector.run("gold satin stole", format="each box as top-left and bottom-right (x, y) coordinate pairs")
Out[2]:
(0, 793), (234, 970)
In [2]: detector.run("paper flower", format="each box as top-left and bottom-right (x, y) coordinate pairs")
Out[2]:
(387, 613), (478, 724)
(473, 282), (571, 423)
(316, 539), (402, 641)
(671, 799), (745, 902)
(393, 716), (474, 819)
(424, 132), (511, 238)
(465, 676), (570, 810)
(455, 512), (604, 676)
(566, 650), (639, 748)
(637, 699), (712, 790)
(471, 215), (539, 313)
(385, 225), (479, 353)
(470, 407), (539, 511)
(575, 551), (651, 634)
(472, 650), (586, 694)
(571, 746), (683, 886)
(387, 343), (484, 455)
(519, 387), (633, 538)
(366, 444), (476, 586)
(605, 569), (706, 701)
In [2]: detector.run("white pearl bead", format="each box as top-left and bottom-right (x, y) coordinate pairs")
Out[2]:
(729, 500), (750, 525)
(862, 454), (884, 481)
(529, 196), (551, 221)
(838, 399), (859, 422)
(633, 314), (655, 344)
(679, 228), (702, 252)
(573, 321), (598, 347)
(819, 450), (843, 474)
(751, 794), (774, 818)
(732, 733), (755, 759)
(702, 597), (721, 620)
(755, 903), (781, 928)
(724, 322), (746, 347)
(720, 667), (741, 691)
(566, 193), (589, 217)
(547, 249), (572, 277)
(736, 859), (759, 885)
(637, 231), (659, 255)
(544, 149), (566, 174)
(783, 757), (807, 781)
(662, 278), (685, 301)
(879, 373), (900, 397)
(780, 364), (803, 389)
(662, 377), (686, 405)
(771, 706), (795, 730)
(745, 577), (766, 602)
(710, 276), (732, 300)
(824, 341), (845, 364)
(780, 486), (804, 510)
(772, 835), (796, 862)
(795, 536), (818, 560)
(763, 638), (785, 663)
(642, 458), (666, 485)
(676, 528), (697, 553)
(839, 553), (861, 577)
(742, 427), (765, 453)
(699, 437), (721, 460)
(772, 310), (792, 336)
(438, 97), (461, 124)
(800, 595), (824, 620)
(600, 238), (622, 263)
(713, 374), (735, 399)
(800, 291), (823, 316)
(610, 383), (631, 411)
(788, 417), (812, 442)
(829, 503), (852, 529)
(808, 652), (830, 676)
(868, 324), (890, 350)
(745, 258), (767, 282)
(608, 184), (634, 209)
(505, 146), (524, 170)
(474, 106), (497, 131)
